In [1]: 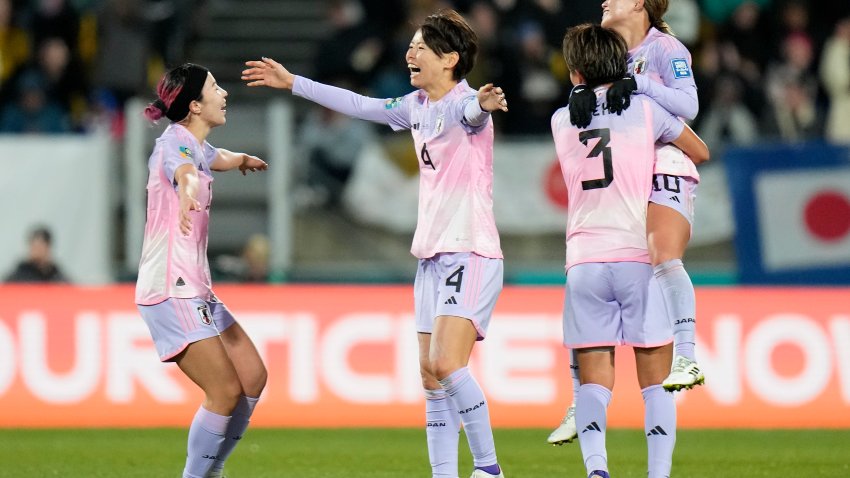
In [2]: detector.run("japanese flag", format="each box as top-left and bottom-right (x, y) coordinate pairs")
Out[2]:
(755, 167), (850, 271)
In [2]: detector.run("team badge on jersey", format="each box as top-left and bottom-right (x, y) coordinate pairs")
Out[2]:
(196, 304), (212, 325)
(671, 58), (692, 79)
(179, 146), (193, 159)
(435, 114), (445, 135)
(633, 57), (647, 75)
(385, 97), (403, 109)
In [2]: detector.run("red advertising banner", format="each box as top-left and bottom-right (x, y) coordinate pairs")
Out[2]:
(0, 285), (847, 428)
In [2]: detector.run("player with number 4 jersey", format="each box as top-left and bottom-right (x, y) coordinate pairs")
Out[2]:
(243, 9), (508, 478)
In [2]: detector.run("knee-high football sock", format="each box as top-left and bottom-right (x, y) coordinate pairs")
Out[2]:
(439, 367), (499, 471)
(654, 259), (697, 360)
(183, 406), (231, 478)
(576, 383), (612, 474)
(643, 384), (677, 478)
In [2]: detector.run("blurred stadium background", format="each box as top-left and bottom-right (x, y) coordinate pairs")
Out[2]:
(1, 0), (849, 475)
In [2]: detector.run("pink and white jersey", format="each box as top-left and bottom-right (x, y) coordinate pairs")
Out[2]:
(630, 27), (700, 180)
(552, 89), (684, 270)
(293, 76), (502, 259)
(135, 123), (218, 305)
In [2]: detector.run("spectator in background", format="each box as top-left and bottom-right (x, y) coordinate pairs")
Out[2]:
(92, 0), (150, 108)
(35, 36), (89, 131)
(29, 0), (80, 53)
(0, 68), (70, 132)
(764, 32), (822, 141)
(500, 20), (565, 135)
(297, 90), (377, 209)
(820, 17), (850, 143)
(314, 0), (380, 88)
(5, 226), (67, 282)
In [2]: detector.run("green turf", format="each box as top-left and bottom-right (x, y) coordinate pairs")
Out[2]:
(0, 428), (848, 477)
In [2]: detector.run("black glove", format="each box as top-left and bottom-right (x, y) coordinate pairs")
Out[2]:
(568, 84), (596, 128)
(606, 76), (638, 115)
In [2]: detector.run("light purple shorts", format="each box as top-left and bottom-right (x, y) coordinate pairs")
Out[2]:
(649, 174), (698, 225)
(563, 262), (671, 349)
(414, 252), (503, 340)
(137, 297), (236, 362)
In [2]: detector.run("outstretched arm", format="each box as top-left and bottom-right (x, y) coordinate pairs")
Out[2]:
(210, 148), (268, 175)
(242, 57), (410, 129)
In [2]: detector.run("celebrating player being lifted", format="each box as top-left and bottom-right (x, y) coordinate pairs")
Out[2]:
(243, 8), (508, 478)
(550, 0), (707, 447)
(552, 23), (709, 478)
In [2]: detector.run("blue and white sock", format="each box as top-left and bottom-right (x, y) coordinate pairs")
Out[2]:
(654, 259), (697, 360)
(183, 406), (231, 478)
(576, 383), (612, 475)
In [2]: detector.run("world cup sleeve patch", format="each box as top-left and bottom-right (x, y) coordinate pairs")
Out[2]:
(385, 97), (403, 109)
(179, 145), (193, 160)
(671, 58), (692, 79)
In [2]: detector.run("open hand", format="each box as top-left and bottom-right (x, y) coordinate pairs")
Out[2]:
(477, 83), (508, 113)
(178, 194), (201, 236)
(239, 154), (269, 175)
(242, 57), (295, 90)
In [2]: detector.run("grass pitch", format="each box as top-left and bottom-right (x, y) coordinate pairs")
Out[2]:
(0, 428), (847, 477)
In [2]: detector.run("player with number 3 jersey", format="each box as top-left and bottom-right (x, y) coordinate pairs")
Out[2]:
(553, 24), (709, 478)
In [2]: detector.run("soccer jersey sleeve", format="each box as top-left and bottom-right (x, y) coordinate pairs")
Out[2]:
(649, 100), (686, 144)
(201, 141), (218, 172)
(162, 135), (199, 187)
(293, 75), (413, 131)
(457, 94), (490, 134)
(636, 35), (698, 120)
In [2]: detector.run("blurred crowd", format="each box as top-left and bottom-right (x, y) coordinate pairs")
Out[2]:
(312, 0), (850, 148)
(0, 0), (204, 134)
(3, 0), (850, 145)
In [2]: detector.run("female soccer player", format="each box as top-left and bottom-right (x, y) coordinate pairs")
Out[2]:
(135, 63), (269, 478)
(549, 0), (705, 446)
(553, 23), (709, 478)
(242, 9), (508, 478)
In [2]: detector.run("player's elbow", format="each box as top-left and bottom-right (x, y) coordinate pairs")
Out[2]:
(692, 145), (710, 164)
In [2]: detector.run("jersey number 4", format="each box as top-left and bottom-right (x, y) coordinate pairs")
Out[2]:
(420, 143), (436, 170)
(579, 128), (613, 190)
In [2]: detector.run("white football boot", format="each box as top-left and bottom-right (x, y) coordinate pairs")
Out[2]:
(662, 355), (705, 391)
(546, 403), (578, 445)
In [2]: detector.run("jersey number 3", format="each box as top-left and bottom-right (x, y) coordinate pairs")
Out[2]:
(579, 128), (613, 190)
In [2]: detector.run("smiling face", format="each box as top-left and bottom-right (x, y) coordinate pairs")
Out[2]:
(192, 72), (228, 127)
(405, 29), (451, 90)
(601, 0), (640, 28)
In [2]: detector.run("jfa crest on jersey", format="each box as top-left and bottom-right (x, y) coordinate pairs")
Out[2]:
(633, 57), (647, 75)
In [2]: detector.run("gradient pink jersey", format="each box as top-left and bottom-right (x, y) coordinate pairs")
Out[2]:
(552, 89), (684, 270)
(293, 76), (501, 259)
(135, 124), (218, 305)
(630, 27), (700, 180)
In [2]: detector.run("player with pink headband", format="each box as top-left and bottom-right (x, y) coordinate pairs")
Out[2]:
(135, 63), (269, 478)
(552, 23), (709, 478)
(243, 9), (508, 478)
